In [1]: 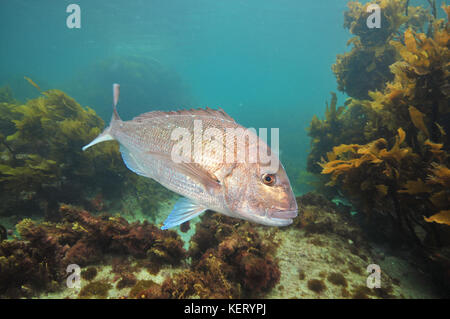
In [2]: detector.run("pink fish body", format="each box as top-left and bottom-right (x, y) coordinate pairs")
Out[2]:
(83, 84), (297, 229)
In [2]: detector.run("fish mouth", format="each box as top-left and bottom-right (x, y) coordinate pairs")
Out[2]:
(244, 209), (297, 227)
(269, 209), (298, 220)
(266, 210), (297, 227)
(234, 207), (298, 227)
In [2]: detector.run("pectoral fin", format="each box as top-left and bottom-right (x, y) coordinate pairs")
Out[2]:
(120, 145), (149, 177)
(161, 197), (208, 230)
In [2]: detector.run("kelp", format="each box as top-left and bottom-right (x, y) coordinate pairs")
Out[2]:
(0, 88), (171, 219)
(428, 163), (450, 189)
(424, 210), (450, 226)
(409, 106), (430, 137)
(307, 93), (372, 173)
(398, 178), (429, 194)
(319, 128), (412, 186)
(333, 0), (432, 99)
(308, 2), (450, 253)
(0, 86), (16, 104)
(0, 89), (121, 184)
(0, 89), (121, 218)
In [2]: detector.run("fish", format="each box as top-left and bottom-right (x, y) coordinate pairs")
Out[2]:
(24, 76), (41, 91)
(435, 122), (446, 136)
(83, 84), (298, 229)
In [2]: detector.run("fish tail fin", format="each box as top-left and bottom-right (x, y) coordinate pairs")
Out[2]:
(112, 83), (121, 121)
(82, 126), (114, 151)
(82, 83), (121, 151)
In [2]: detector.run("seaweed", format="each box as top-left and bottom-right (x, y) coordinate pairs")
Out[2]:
(0, 204), (186, 298)
(308, 1), (450, 290)
(129, 280), (166, 299)
(0, 224), (6, 241)
(78, 281), (112, 299)
(307, 93), (375, 175)
(116, 273), (137, 289)
(0, 89), (128, 219)
(81, 267), (98, 281)
(0, 236), (63, 298)
(327, 272), (348, 287)
(333, 0), (431, 99)
(0, 86), (16, 104)
(0, 87), (172, 220)
(158, 213), (280, 299)
(307, 279), (326, 294)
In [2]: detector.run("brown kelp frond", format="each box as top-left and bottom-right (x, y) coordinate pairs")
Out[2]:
(424, 139), (447, 162)
(333, 0), (433, 99)
(424, 210), (450, 226)
(398, 178), (430, 194)
(427, 163), (450, 188)
(378, 128), (411, 162)
(308, 1), (450, 290)
(390, 28), (450, 77)
(409, 106), (430, 137)
(321, 128), (408, 171)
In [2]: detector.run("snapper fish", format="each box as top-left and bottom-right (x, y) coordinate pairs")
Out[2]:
(83, 84), (298, 229)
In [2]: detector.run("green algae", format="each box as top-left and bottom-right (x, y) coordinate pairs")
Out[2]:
(307, 279), (327, 294)
(81, 267), (98, 281)
(79, 281), (112, 299)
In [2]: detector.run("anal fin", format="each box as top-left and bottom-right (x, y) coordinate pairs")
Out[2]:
(161, 197), (208, 230)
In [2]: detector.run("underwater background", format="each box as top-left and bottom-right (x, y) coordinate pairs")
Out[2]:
(0, 0), (449, 299)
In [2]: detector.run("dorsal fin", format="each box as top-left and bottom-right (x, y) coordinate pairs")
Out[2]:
(132, 107), (235, 123)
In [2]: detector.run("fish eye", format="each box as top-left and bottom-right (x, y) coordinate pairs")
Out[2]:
(261, 173), (276, 186)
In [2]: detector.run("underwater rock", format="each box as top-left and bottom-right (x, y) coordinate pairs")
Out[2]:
(116, 273), (137, 290)
(0, 238), (63, 298)
(14, 192), (443, 299)
(129, 280), (168, 299)
(158, 213), (280, 299)
(78, 280), (112, 299)
(130, 193), (441, 299)
(265, 193), (442, 298)
(294, 193), (365, 246)
(0, 204), (186, 298)
(59, 204), (187, 265)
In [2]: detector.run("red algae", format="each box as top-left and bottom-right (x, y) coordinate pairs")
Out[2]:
(0, 204), (186, 298)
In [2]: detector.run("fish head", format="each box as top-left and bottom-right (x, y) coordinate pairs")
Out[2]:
(224, 162), (298, 226)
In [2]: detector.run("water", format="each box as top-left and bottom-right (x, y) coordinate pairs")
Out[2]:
(0, 0), (354, 189)
(0, 0), (448, 299)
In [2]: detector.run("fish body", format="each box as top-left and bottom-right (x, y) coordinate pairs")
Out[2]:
(83, 84), (298, 229)
(24, 76), (41, 91)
